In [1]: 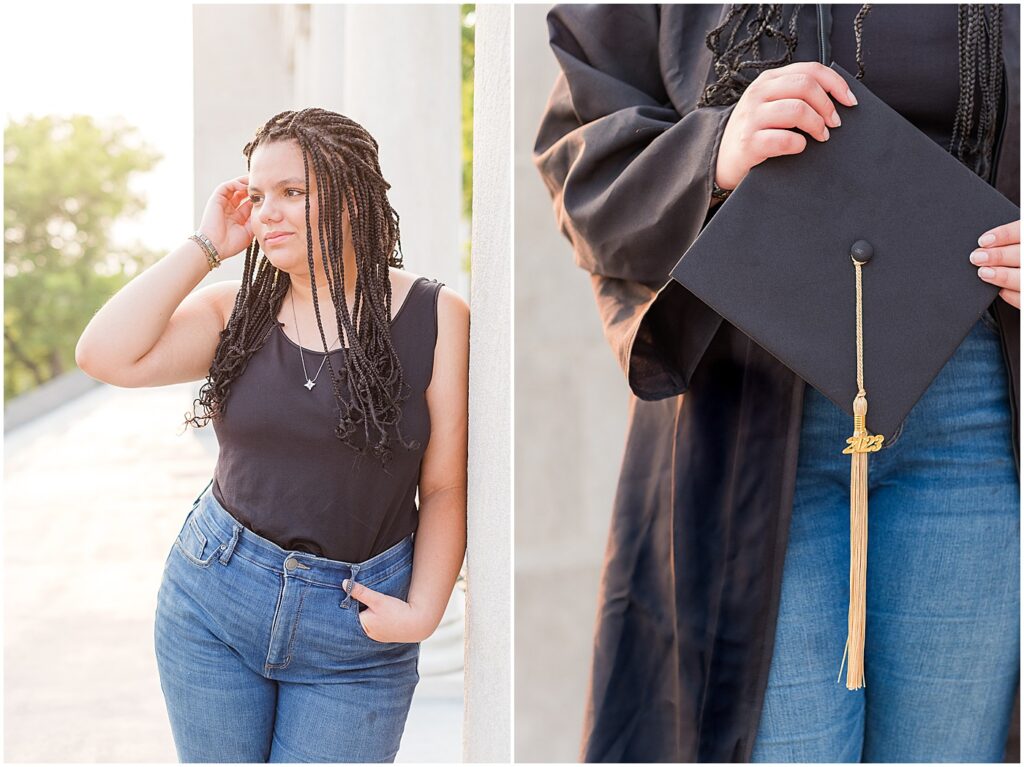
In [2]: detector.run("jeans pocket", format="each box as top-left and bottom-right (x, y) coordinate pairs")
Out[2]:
(350, 560), (413, 644)
(173, 505), (224, 568)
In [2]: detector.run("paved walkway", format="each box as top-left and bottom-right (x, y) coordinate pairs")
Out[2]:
(4, 382), (462, 762)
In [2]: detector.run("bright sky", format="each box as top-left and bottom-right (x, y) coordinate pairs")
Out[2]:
(3, 1), (193, 253)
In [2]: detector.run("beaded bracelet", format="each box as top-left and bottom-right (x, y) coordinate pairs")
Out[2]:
(711, 180), (733, 202)
(189, 231), (222, 270)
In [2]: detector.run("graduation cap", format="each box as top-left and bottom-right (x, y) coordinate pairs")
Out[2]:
(670, 62), (1019, 691)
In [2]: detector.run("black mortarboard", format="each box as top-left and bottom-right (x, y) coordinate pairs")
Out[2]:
(669, 62), (1019, 690)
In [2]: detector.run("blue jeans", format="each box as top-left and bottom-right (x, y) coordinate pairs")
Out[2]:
(154, 481), (420, 762)
(752, 315), (1020, 762)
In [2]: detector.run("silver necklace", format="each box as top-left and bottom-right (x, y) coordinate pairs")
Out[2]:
(288, 289), (341, 391)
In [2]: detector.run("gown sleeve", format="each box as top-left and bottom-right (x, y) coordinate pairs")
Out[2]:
(533, 3), (735, 398)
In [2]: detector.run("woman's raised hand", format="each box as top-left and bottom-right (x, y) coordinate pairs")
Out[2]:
(715, 62), (859, 191)
(973, 220), (1020, 309)
(198, 175), (254, 258)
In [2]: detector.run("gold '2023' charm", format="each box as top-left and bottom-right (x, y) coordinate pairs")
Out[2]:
(843, 434), (884, 454)
(842, 394), (884, 454)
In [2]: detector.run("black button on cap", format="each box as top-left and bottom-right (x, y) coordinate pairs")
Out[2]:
(851, 239), (874, 263)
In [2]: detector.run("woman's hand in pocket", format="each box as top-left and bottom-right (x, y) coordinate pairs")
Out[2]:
(972, 219), (1020, 309)
(343, 578), (432, 643)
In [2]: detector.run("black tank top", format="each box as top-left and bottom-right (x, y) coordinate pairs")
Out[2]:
(211, 276), (444, 563)
(829, 4), (1003, 330)
(829, 4), (962, 154)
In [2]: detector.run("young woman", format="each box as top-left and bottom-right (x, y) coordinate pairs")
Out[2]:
(534, 4), (1018, 763)
(76, 108), (469, 762)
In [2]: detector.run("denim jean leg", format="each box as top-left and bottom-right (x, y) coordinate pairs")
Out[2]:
(265, 544), (420, 762)
(861, 317), (1020, 762)
(751, 380), (867, 762)
(154, 537), (277, 761)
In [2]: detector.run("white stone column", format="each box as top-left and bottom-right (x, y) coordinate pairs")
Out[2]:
(302, 5), (347, 113)
(464, 4), (512, 763)
(193, 4), (294, 285)
(513, 4), (630, 762)
(341, 5), (464, 296)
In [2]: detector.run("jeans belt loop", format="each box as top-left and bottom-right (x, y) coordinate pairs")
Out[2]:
(218, 524), (241, 565)
(341, 563), (361, 608)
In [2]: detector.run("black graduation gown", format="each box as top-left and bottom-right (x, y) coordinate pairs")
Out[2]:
(533, 4), (1020, 762)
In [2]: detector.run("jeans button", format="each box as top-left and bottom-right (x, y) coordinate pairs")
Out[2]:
(284, 557), (298, 571)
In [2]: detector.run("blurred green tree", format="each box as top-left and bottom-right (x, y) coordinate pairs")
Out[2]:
(4, 114), (162, 400)
(462, 3), (474, 273)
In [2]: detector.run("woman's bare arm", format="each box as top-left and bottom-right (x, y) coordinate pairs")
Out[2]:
(75, 240), (238, 387)
(404, 286), (470, 633)
(75, 175), (252, 388)
(345, 285), (470, 643)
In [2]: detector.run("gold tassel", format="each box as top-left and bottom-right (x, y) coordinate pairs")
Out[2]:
(839, 394), (870, 689)
(838, 253), (882, 691)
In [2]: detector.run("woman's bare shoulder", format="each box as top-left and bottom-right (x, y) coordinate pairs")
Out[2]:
(385, 268), (466, 319)
(425, 282), (469, 395)
(434, 285), (469, 358)
(387, 267), (433, 288)
(388, 267), (420, 314)
(435, 284), (469, 322)
(386, 268), (469, 328)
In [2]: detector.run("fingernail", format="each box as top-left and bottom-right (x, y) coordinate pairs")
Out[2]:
(342, 578), (350, 591)
(970, 250), (988, 264)
(847, 89), (858, 105)
(979, 233), (996, 246)
(822, 127), (830, 141)
(828, 111), (842, 127)
(979, 267), (995, 279)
